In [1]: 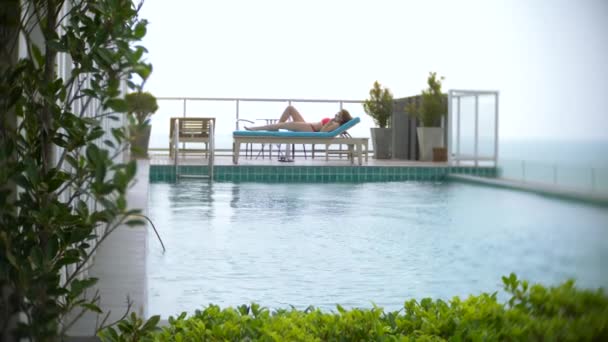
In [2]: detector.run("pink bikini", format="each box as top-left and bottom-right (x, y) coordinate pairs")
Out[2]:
(311, 117), (331, 132)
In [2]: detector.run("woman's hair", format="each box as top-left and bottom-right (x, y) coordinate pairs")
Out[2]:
(338, 109), (352, 125)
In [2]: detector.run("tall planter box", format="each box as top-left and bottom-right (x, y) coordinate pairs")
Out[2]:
(130, 125), (151, 159)
(417, 127), (444, 161)
(394, 94), (448, 161)
(392, 96), (421, 160)
(371, 128), (392, 159)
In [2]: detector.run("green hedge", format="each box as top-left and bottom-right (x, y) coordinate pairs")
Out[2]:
(99, 274), (608, 341)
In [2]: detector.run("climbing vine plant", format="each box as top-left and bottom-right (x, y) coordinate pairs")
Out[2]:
(0, 0), (153, 340)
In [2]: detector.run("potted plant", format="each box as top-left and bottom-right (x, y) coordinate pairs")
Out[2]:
(363, 81), (394, 159)
(126, 91), (158, 158)
(405, 72), (447, 161)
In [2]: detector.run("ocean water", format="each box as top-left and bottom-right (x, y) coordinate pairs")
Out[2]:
(147, 181), (608, 317)
(496, 139), (608, 192)
(499, 138), (608, 166)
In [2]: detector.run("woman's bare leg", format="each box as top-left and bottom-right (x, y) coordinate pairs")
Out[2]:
(245, 121), (314, 132)
(278, 105), (306, 122)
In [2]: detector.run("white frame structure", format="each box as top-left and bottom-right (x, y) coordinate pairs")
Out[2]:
(448, 90), (499, 167)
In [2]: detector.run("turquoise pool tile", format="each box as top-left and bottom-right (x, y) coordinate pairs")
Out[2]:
(420, 168), (428, 178)
(149, 164), (468, 183)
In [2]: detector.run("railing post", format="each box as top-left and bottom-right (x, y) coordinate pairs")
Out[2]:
(286, 99), (292, 159)
(522, 160), (526, 182)
(182, 99), (187, 151)
(209, 120), (214, 181)
(173, 118), (179, 178)
(235, 99), (240, 130)
(494, 92), (499, 166)
(591, 167), (596, 192)
(474, 95), (479, 167)
(447, 90), (452, 166)
(456, 96), (461, 166)
(553, 163), (558, 185)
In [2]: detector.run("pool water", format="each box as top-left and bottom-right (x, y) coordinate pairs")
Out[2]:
(147, 181), (608, 317)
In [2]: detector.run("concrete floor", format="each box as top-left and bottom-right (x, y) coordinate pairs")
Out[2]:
(150, 153), (454, 168)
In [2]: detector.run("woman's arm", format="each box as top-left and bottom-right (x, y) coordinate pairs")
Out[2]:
(320, 120), (339, 132)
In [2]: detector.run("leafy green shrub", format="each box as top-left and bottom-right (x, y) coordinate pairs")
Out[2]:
(363, 81), (394, 128)
(100, 274), (608, 341)
(125, 91), (159, 127)
(406, 72), (447, 127)
(1, 0), (151, 339)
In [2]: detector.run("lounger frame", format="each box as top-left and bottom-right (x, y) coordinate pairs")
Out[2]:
(233, 136), (368, 165)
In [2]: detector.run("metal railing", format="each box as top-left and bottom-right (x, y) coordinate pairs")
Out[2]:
(498, 159), (608, 194)
(152, 96), (369, 157)
(156, 96), (365, 129)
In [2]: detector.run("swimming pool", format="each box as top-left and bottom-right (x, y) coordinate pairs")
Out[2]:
(147, 180), (608, 317)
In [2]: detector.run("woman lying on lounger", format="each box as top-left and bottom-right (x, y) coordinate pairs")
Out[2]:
(245, 105), (353, 132)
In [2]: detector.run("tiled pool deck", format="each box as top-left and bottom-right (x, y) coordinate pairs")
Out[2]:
(150, 155), (497, 182)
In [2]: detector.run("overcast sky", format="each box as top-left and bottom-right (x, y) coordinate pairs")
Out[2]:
(140, 0), (607, 141)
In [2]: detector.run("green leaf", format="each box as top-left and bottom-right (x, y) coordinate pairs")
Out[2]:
(105, 98), (128, 113)
(31, 44), (44, 68)
(141, 315), (160, 332)
(81, 303), (103, 314)
(46, 237), (59, 260)
(95, 48), (114, 66)
(133, 21), (147, 39)
(88, 128), (105, 141)
(70, 277), (99, 299)
(133, 63), (152, 80)
(82, 89), (98, 98)
(86, 144), (101, 166)
(125, 218), (145, 227)
(47, 38), (65, 51)
(5, 249), (19, 268)
(336, 304), (346, 314)
(116, 196), (126, 210)
(126, 160), (137, 180)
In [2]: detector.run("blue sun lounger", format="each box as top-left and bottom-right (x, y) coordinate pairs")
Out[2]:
(232, 117), (368, 165)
